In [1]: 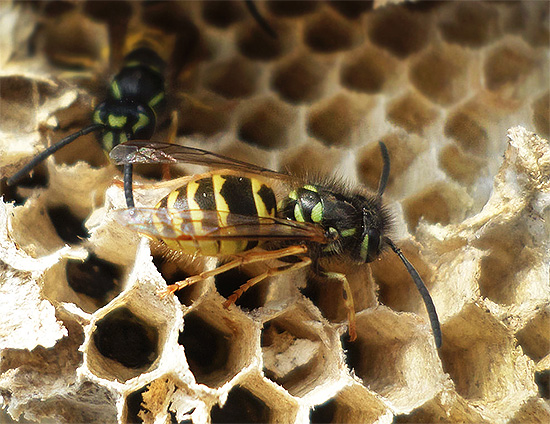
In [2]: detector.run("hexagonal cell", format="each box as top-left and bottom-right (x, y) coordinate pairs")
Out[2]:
(236, 18), (285, 61)
(484, 41), (537, 93)
(409, 45), (471, 106)
(307, 93), (375, 147)
(444, 107), (489, 156)
(0, 76), (46, 132)
(438, 2), (500, 48)
(271, 52), (329, 104)
(204, 57), (260, 99)
(261, 305), (336, 397)
(175, 94), (233, 138)
(474, 219), (543, 306)
(210, 375), (298, 423)
(386, 91), (439, 136)
(41, 255), (123, 314)
(237, 97), (297, 148)
(46, 205), (89, 244)
(402, 182), (472, 229)
(303, 9), (357, 53)
(368, 5), (431, 59)
(85, 290), (176, 383)
(279, 141), (344, 177)
(93, 307), (158, 371)
(532, 91), (550, 139)
(340, 45), (399, 94)
(343, 308), (444, 412)
(124, 376), (196, 424)
(310, 384), (391, 424)
(439, 304), (535, 407)
(516, 308), (550, 363)
(439, 144), (485, 186)
(40, 10), (108, 68)
(370, 240), (436, 321)
(214, 266), (265, 311)
(179, 300), (255, 388)
(356, 134), (428, 194)
(302, 262), (377, 332)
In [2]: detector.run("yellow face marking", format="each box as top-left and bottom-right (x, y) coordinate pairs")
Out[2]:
(311, 202), (323, 223)
(303, 184), (318, 193)
(132, 113), (150, 134)
(288, 190), (298, 200)
(111, 80), (121, 99)
(102, 132), (114, 151)
(93, 109), (103, 125)
(360, 234), (370, 262)
(340, 228), (357, 237)
(108, 114), (127, 128)
(148, 92), (165, 108)
(294, 203), (305, 222)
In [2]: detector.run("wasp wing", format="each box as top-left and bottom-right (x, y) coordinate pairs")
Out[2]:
(113, 208), (328, 244)
(110, 141), (290, 180)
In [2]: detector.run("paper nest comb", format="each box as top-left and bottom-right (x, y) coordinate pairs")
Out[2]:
(0, 1), (549, 423)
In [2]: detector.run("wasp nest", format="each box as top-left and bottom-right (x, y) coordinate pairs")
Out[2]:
(1, 1), (549, 423)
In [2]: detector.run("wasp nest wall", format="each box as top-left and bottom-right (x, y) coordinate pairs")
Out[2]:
(1, 1), (549, 423)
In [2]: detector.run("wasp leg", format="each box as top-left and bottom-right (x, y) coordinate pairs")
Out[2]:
(159, 245), (309, 297)
(223, 256), (312, 308)
(322, 272), (357, 342)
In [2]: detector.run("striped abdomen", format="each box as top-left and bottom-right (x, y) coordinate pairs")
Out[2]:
(155, 174), (277, 256)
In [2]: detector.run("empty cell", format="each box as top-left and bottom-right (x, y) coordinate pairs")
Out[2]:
(444, 109), (489, 156)
(66, 253), (120, 302)
(304, 10), (356, 53)
(237, 20), (284, 61)
(516, 308), (550, 363)
(328, 0), (373, 20)
(93, 307), (158, 370)
(386, 91), (439, 135)
(439, 305), (535, 405)
(204, 58), (260, 99)
(178, 313), (231, 387)
(0, 76), (40, 132)
(272, 52), (328, 103)
(152, 254), (204, 307)
(215, 266), (266, 311)
(238, 97), (295, 148)
(307, 94), (372, 147)
(439, 144), (485, 186)
(46, 205), (89, 244)
(267, 1), (320, 17)
(211, 386), (270, 423)
(340, 46), (399, 94)
(484, 43), (537, 92)
(409, 46), (470, 106)
(439, 2), (500, 48)
(368, 6), (431, 59)
(201, 1), (244, 29)
(176, 95), (232, 138)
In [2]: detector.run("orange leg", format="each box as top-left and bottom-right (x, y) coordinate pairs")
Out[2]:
(323, 271), (357, 342)
(223, 256), (312, 308)
(158, 245), (308, 297)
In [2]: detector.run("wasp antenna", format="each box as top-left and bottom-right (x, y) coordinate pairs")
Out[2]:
(123, 163), (135, 208)
(377, 141), (390, 197)
(244, 0), (278, 39)
(7, 123), (104, 186)
(384, 237), (442, 348)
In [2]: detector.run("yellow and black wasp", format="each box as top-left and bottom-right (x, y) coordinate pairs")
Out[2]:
(109, 140), (442, 348)
(5, 1), (275, 208)
(6, 32), (169, 208)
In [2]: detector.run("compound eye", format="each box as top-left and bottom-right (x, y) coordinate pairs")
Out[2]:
(365, 229), (381, 263)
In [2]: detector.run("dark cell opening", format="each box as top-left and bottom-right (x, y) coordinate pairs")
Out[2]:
(535, 369), (550, 399)
(47, 205), (89, 244)
(310, 398), (337, 423)
(66, 253), (120, 301)
(215, 266), (264, 311)
(178, 313), (230, 386)
(93, 307), (158, 368)
(125, 385), (149, 424)
(210, 386), (269, 423)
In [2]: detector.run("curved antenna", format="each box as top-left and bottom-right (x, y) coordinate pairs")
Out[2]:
(377, 141), (390, 197)
(7, 124), (104, 186)
(244, 0), (278, 39)
(384, 237), (442, 349)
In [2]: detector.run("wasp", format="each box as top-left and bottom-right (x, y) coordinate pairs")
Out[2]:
(6, 32), (170, 209)
(109, 140), (442, 347)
